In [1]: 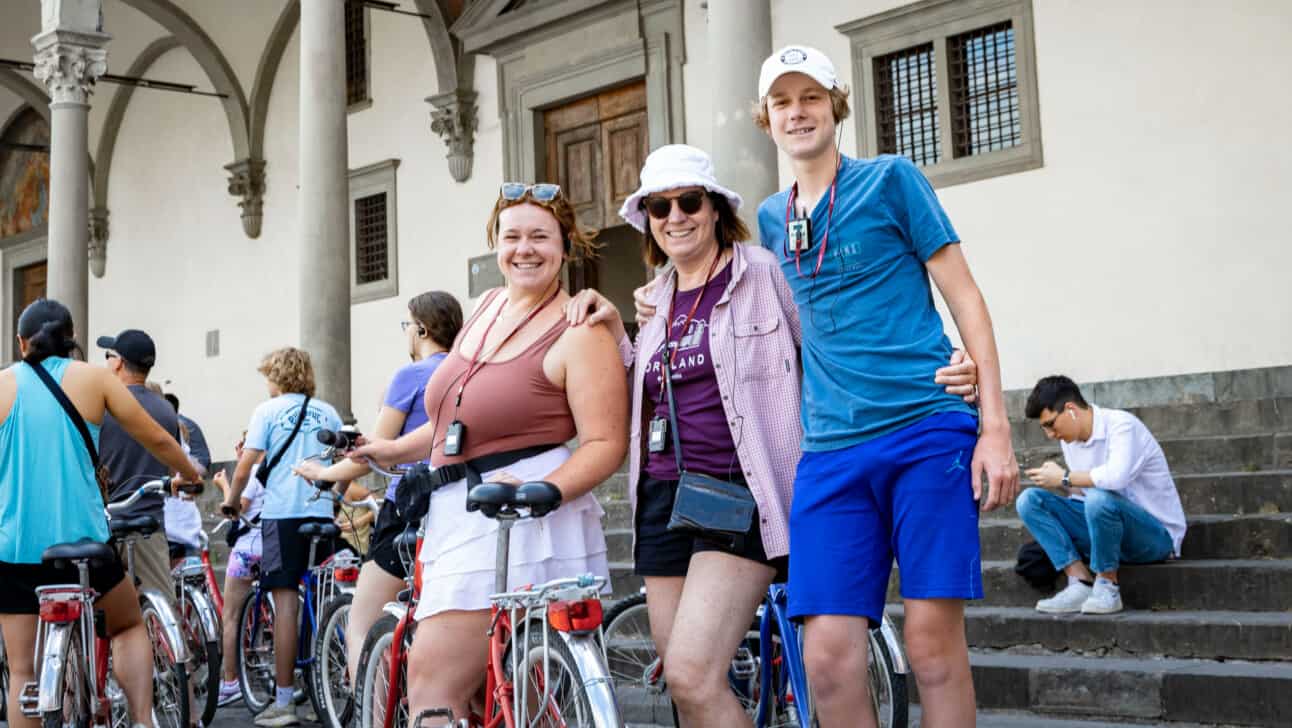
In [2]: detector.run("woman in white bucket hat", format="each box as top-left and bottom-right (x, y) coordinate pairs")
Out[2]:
(566, 144), (979, 726)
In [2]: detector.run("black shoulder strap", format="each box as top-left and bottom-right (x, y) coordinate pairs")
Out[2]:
(662, 359), (686, 475)
(25, 360), (101, 468)
(262, 396), (311, 479)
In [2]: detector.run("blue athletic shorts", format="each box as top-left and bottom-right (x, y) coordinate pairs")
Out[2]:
(787, 411), (983, 624)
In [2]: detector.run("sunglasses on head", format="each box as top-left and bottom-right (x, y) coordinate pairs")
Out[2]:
(642, 190), (707, 220)
(500, 183), (561, 202)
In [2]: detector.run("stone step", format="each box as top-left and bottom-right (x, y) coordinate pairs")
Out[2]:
(889, 559), (1292, 612)
(977, 513), (1292, 561)
(1017, 432), (1292, 475)
(963, 650), (1292, 726)
(610, 560), (644, 599)
(607, 527), (633, 563)
(911, 706), (1243, 728)
(1008, 396), (1292, 451)
(887, 605), (1292, 662)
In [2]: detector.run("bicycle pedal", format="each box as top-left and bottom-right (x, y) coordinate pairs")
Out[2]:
(411, 707), (456, 728)
(18, 681), (40, 717)
(731, 646), (757, 680)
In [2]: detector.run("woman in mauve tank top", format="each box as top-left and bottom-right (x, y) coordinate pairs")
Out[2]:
(352, 185), (628, 723)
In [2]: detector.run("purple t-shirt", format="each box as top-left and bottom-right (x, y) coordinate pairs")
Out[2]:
(381, 352), (447, 500)
(643, 262), (741, 481)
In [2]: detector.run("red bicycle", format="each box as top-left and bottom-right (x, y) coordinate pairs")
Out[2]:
(354, 479), (621, 728)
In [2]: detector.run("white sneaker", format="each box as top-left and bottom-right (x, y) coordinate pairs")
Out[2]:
(254, 703), (301, 728)
(1081, 579), (1124, 614)
(217, 681), (241, 707)
(1035, 581), (1092, 613)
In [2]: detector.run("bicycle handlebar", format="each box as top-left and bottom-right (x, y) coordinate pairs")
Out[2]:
(106, 479), (168, 514)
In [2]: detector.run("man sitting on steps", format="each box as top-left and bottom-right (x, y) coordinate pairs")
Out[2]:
(1020, 375), (1187, 615)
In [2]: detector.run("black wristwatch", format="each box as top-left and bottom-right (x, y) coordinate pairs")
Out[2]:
(1061, 469), (1072, 489)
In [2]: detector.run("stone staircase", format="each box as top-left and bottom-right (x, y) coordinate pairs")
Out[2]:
(598, 366), (1292, 726)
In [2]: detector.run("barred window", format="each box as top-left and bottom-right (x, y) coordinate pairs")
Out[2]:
(349, 159), (400, 303)
(354, 193), (388, 284)
(345, 0), (369, 107)
(840, 0), (1042, 187)
(874, 43), (941, 167)
(948, 22), (1020, 157)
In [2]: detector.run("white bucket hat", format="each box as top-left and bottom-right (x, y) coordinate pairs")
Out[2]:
(618, 144), (743, 233)
(758, 45), (838, 99)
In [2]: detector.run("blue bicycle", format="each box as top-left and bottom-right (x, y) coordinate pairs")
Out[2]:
(602, 584), (909, 727)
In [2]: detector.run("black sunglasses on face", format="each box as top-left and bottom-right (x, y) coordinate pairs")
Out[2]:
(642, 190), (707, 220)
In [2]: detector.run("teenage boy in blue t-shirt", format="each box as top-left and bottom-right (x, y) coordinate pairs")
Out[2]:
(753, 46), (1019, 727)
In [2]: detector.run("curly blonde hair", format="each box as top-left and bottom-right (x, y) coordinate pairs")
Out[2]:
(258, 347), (315, 396)
(485, 188), (601, 262)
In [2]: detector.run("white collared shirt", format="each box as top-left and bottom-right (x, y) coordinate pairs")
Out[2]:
(1060, 405), (1187, 556)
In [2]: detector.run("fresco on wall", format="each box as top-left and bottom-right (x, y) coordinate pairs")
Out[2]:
(0, 107), (51, 239)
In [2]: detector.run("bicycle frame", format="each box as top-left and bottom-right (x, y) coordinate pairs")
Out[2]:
(756, 584), (813, 728)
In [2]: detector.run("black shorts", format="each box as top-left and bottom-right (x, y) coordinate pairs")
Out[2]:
(261, 517), (337, 590)
(633, 475), (788, 581)
(365, 500), (412, 580)
(0, 555), (128, 615)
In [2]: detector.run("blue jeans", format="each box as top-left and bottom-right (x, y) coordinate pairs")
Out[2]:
(1016, 487), (1174, 574)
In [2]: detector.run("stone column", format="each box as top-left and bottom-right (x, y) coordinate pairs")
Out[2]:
(298, 0), (352, 420)
(706, 0), (777, 223)
(32, 0), (109, 350)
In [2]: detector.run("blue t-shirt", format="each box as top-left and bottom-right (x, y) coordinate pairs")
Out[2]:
(380, 353), (446, 500)
(757, 154), (976, 451)
(246, 393), (343, 519)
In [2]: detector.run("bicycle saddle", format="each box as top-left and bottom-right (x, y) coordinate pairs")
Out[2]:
(299, 522), (341, 539)
(513, 481), (562, 517)
(42, 539), (116, 566)
(465, 482), (514, 518)
(465, 481), (563, 519)
(109, 515), (160, 538)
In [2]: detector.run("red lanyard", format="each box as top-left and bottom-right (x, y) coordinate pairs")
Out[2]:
(783, 153), (842, 279)
(455, 283), (560, 407)
(658, 251), (722, 392)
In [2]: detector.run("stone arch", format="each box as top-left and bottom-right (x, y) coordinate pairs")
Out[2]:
(92, 36), (182, 219)
(118, 0), (250, 161)
(0, 69), (50, 125)
(248, 0), (299, 161)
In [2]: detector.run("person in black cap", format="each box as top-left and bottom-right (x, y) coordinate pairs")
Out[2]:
(97, 328), (186, 599)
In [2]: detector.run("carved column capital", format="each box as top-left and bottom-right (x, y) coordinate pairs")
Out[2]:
(225, 158), (266, 239)
(88, 206), (109, 278)
(427, 89), (478, 183)
(32, 29), (110, 105)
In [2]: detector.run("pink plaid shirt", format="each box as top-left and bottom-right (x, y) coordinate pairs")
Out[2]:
(626, 243), (802, 558)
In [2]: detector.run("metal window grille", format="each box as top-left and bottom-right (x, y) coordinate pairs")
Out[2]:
(873, 43), (941, 167)
(354, 192), (388, 284)
(948, 21), (1021, 157)
(345, 1), (368, 106)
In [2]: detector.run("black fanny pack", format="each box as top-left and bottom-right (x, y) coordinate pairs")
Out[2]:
(394, 444), (560, 524)
(659, 359), (756, 539)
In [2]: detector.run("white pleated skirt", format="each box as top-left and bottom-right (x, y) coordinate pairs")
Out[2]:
(412, 446), (610, 620)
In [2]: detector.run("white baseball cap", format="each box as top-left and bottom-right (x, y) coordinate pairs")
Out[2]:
(758, 45), (838, 99)
(618, 144), (742, 233)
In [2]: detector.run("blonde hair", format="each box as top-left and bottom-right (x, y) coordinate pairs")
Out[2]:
(485, 190), (601, 262)
(257, 347), (316, 397)
(751, 85), (852, 131)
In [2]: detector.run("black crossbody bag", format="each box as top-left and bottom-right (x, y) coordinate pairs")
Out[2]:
(661, 359), (756, 540)
(256, 396), (311, 484)
(26, 359), (114, 502)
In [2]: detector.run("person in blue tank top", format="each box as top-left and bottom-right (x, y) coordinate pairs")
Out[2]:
(292, 289), (462, 691)
(751, 46), (1021, 728)
(0, 299), (202, 728)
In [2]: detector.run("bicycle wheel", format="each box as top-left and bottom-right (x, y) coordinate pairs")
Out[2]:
(180, 584), (221, 726)
(310, 593), (354, 728)
(236, 587), (277, 714)
(866, 627), (908, 728)
(505, 623), (598, 728)
(39, 623), (92, 728)
(355, 613), (407, 728)
(1, 633), (8, 721)
(140, 600), (190, 728)
(601, 594), (656, 691)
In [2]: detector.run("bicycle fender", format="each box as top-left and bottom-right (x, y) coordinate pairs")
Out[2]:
(139, 588), (192, 663)
(557, 632), (624, 728)
(380, 602), (409, 622)
(35, 623), (74, 715)
(876, 613), (909, 675)
(183, 584), (222, 645)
